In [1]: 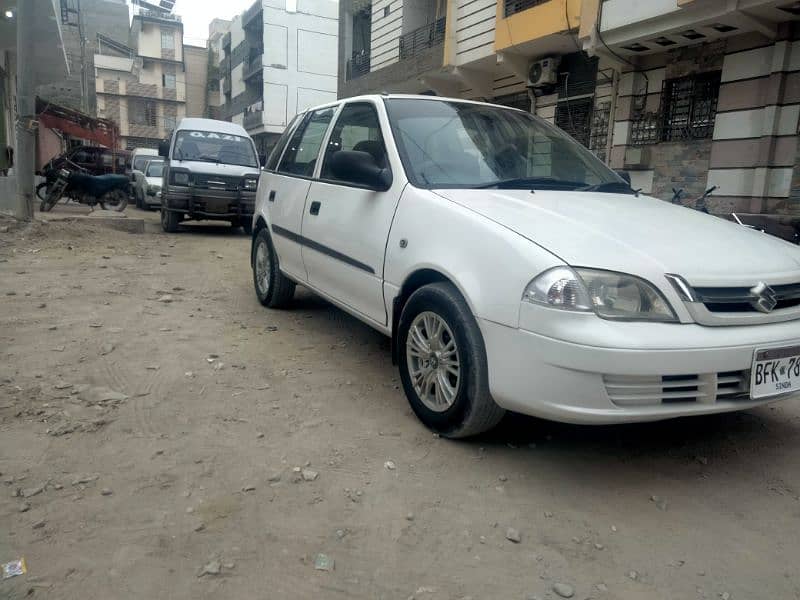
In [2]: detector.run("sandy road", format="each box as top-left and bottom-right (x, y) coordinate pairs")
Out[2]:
(1, 208), (799, 600)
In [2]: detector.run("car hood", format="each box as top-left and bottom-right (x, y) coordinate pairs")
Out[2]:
(171, 159), (259, 177)
(433, 189), (800, 286)
(145, 176), (162, 187)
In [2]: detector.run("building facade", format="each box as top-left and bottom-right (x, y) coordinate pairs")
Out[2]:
(337, 0), (800, 221)
(38, 0), (130, 115)
(207, 18), (231, 120)
(184, 44), (209, 118)
(580, 0), (800, 218)
(95, 10), (188, 150)
(219, 0), (339, 155)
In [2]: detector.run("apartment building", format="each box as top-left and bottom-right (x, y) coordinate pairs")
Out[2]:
(219, 0), (339, 155)
(95, 10), (187, 150)
(38, 0), (130, 115)
(338, 0), (610, 157)
(184, 44), (209, 118)
(580, 0), (800, 218)
(207, 18), (231, 120)
(337, 0), (800, 221)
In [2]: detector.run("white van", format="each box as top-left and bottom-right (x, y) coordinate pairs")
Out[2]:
(158, 118), (261, 233)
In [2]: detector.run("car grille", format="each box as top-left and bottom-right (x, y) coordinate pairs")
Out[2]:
(604, 371), (749, 407)
(694, 283), (800, 313)
(192, 174), (242, 190)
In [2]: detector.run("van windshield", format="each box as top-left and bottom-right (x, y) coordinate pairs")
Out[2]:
(173, 130), (258, 168)
(133, 155), (153, 172)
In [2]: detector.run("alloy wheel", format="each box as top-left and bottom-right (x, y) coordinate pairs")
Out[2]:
(406, 311), (461, 412)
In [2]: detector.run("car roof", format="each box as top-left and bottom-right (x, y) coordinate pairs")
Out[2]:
(299, 93), (526, 115)
(176, 117), (249, 136)
(132, 148), (158, 156)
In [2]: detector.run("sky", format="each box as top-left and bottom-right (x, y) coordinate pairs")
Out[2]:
(127, 0), (255, 45)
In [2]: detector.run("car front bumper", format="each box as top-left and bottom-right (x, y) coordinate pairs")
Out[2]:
(480, 304), (800, 424)
(163, 185), (255, 219)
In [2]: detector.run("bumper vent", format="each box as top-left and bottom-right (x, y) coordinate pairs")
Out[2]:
(604, 371), (748, 407)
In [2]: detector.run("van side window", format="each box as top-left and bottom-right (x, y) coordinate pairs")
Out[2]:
(277, 107), (335, 177)
(265, 114), (301, 172)
(321, 102), (387, 181)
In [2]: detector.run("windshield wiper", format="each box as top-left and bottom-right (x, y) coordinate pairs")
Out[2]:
(578, 181), (637, 195)
(474, 177), (588, 190)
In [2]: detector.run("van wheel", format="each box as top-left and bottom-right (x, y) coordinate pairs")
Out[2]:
(398, 282), (505, 438)
(252, 227), (295, 308)
(242, 220), (253, 235)
(161, 208), (180, 233)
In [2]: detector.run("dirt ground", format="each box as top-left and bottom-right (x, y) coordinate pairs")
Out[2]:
(1, 206), (799, 600)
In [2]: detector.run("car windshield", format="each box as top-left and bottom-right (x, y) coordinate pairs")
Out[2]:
(173, 130), (258, 168)
(384, 98), (627, 191)
(145, 161), (164, 177)
(132, 155), (153, 171)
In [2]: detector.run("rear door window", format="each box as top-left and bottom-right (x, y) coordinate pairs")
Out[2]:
(277, 107), (335, 177)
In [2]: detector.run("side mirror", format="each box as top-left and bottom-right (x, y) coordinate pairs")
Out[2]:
(158, 140), (170, 158)
(615, 169), (632, 185)
(329, 150), (392, 191)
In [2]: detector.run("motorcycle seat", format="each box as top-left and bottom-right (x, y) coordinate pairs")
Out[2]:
(69, 173), (129, 197)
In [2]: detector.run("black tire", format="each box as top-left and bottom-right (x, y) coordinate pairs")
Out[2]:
(135, 189), (144, 210)
(242, 219), (253, 235)
(36, 182), (50, 202)
(161, 208), (181, 233)
(397, 282), (505, 438)
(102, 189), (128, 212)
(252, 227), (295, 308)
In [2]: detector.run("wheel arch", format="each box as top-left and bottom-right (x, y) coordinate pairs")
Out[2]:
(390, 267), (473, 365)
(250, 215), (269, 268)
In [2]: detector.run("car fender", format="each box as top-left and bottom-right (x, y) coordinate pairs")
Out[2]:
(384, 186), (564, 330)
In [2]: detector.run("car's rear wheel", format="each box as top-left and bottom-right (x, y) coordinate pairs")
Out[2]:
(253, 227), (295, 308)
(398, 282), (505, 438)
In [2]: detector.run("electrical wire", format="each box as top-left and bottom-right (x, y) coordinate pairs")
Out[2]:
(595, 1), (649, 97)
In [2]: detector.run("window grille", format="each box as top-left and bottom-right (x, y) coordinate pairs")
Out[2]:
(504, 0), (548, 18)
(555, 97), (594, 149)
(589, 101), (611, 161)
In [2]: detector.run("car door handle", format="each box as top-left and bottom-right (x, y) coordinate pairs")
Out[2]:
(268, 190), (276, 202)
(309, 201), (321, 216)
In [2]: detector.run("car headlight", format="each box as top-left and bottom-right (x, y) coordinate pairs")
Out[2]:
(242, 177), (258, 190)
(523, 267), (677, 322)
(172, 171), (190, 185)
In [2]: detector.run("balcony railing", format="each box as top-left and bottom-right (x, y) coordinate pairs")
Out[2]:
(504, 0), (549, 18)
(399, 18), (446, 61)
(243, 50), (264, 80)
(346, 50), (371, 80)
(243, 110), (263, 130)
(242, 0), (263, 28)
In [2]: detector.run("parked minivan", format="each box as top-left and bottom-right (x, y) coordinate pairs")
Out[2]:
(158, 118), (261, 233)
(250, 94), (800, 438)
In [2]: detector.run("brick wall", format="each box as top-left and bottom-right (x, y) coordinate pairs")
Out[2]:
(647, 140), (713, 205)
(127, 82), (159, 98)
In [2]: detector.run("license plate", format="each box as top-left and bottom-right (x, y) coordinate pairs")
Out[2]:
(205, 198), (229, 213)
(751, 345), (800, 399)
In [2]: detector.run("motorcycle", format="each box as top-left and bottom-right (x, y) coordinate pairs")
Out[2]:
(39, 166), (130, 213)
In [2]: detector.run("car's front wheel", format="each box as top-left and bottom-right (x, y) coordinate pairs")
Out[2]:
(252, 227), (295, 308)
(161, 207), (181, 232)
(398, 282), (505, 438)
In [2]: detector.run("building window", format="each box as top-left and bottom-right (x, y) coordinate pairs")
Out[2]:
(163, 73), (176, 89)
(129, 99), (157, 127)
(163, 116), (176, 131)
(630, 71), (721, 145)
(660, 71), (721, 142)
(504, 0), (548, 19)
(161, 30), (174, 50)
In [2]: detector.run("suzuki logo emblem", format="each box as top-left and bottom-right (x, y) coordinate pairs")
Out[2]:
(750, 282), (778, 313)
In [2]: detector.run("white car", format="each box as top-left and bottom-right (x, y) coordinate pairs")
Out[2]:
(250, 94), (800, 437)
(131, 158), (164, 210)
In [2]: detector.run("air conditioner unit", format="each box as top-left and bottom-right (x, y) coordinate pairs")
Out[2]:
(527, 57), (559, 88)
